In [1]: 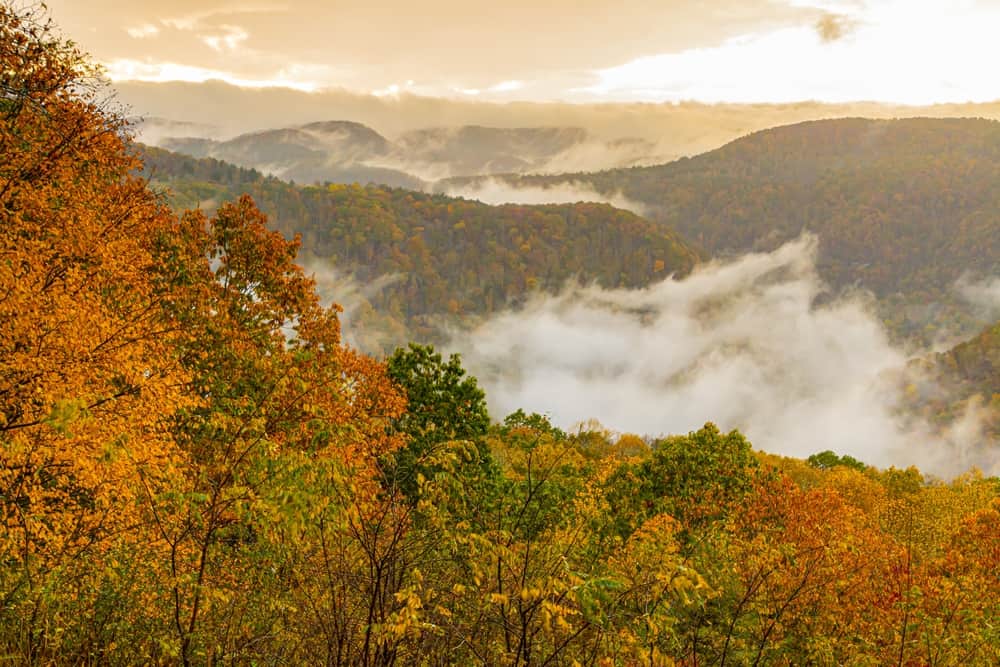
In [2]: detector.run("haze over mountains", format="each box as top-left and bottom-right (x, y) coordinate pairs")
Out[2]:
(120, 79), (1000, 139)
(130, 78), (1000, 189)
(141, 117), (661, 186)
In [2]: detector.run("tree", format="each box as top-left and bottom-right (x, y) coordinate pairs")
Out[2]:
(0, 5), (187, 660)
(807, 449), (869, 472)
(144, 195), (406, 664)
(384, 343), (491, 499)
(605, 423), (761, 542)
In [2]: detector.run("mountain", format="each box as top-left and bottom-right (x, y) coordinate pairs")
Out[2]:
(470, 118), (1000, 340)
(118, 79), (1000, 159)
(140, 116), (667, 186)
(943, 322), (1000, 398)
(130, 116), (225, 146)
(139, 145), (700, 352)
(160, 121), (424, 189)
(901, 320), (1000, 446)
(393, 125), (659, 178)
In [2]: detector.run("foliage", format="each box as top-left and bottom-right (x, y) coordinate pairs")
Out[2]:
(3, 7), (1000, 664)
(383, 343), (492, 500)
(807, 449), (870, 472)
(139, 145), (701, 353)
(605, 423), (761, 540)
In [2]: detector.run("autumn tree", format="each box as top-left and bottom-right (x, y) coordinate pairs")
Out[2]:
(139, 195), (406, 664)
(0, 5), (187, 660)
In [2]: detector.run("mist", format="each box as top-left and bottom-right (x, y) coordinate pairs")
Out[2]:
(300, 259), (406, 352)
(440, 178), (648, 216)
(957, 275), (1000, 323)
(117, 80), (1000, 156)
(451, 236), (997, 476)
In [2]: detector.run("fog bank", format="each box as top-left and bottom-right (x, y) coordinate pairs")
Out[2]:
(441, 178), (648, 216)
(452, 237), (997, 476)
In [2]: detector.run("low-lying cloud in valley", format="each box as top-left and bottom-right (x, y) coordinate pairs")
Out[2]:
(441, 178), (648, 216)
(300, 259), (406, 351)
(451, 236), (997, 477)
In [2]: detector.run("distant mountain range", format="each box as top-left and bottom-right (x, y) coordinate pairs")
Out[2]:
(135, 117), (664, 187)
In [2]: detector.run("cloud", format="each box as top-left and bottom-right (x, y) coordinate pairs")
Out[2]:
(104, 60), (323, 91)
(489, 80), (524, 93)
(126, 24), (160, 39)
(299, 259), (405, 350)
(451, 236), (997, 476)
(45, 0), (1000, 104)
(201, 25), (249, 52)
(159, 4), (287, 32)
(441, 178), (648, 216)
(956, 274), (1000, 322)
(581, 3), (1000, 105)
(45, 0), (820, 100)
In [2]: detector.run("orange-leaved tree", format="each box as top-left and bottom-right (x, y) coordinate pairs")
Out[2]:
(0, 4), (190, 660)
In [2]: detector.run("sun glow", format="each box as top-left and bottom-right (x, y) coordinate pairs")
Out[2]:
(103, 59), (323, 92)
(581, 1), (1000, 105)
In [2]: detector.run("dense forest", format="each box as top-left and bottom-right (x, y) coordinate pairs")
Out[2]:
(141, 146), (700, 351)
(2, 5), (1000, 666)
(467, 118), (1000, 341)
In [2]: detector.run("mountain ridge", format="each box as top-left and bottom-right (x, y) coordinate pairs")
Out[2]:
(456, 116), (1000, 341)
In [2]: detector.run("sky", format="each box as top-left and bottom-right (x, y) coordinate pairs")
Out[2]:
(46, 0), (1000, 105)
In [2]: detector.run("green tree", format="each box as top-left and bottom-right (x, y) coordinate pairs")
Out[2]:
(385, 343), (492, 499)
(807, 449), (869, 472)
(606, 423), (761, 541)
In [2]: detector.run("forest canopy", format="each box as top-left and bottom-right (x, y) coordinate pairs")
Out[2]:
(1, 5), (999, 665)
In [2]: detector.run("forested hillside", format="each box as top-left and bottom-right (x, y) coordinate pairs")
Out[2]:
(942, 321), (1000, 400)
(141, 145), (700, 350)
(474, 118), (1000, 339)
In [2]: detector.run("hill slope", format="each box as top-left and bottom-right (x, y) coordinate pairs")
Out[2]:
(477, 118), (1000, 339)
(140, 146), (700, 351)
(903, 320), (1000, 445)
(161, 121), (424, 189)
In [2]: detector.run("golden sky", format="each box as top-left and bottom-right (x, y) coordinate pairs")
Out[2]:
(46, 0), (1000, 105)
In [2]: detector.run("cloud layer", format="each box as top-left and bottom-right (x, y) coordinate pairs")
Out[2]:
(440, 179), (648, 215)
(452, 237), (997, 476)
(47, 0), (815, 98)
(957, 275), (1000, 323)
